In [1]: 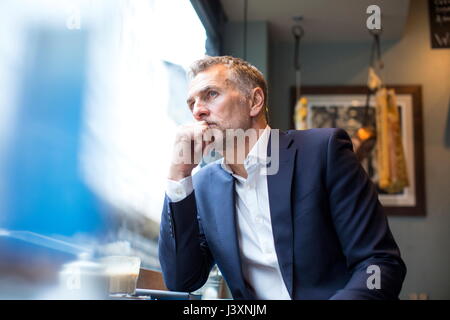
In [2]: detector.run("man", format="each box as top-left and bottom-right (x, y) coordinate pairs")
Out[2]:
(158, 56), (406, 300)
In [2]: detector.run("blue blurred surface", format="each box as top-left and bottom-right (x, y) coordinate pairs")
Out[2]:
(2, 28), (105, 236)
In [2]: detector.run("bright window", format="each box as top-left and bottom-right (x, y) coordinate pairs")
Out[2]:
(80, 0), (207, 224)
(0, 0), (207, 267)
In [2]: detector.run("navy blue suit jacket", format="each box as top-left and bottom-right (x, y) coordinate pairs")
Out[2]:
(159, 128), (406, 299)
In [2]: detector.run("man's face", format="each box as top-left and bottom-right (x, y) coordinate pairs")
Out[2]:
(186, 64), (252, 132)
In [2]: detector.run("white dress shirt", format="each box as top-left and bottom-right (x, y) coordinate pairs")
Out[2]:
(167, 126), (291, 300)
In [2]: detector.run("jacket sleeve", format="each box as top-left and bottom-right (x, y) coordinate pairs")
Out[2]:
(158, 192), (215, 293)
(326, 128), (407, 300)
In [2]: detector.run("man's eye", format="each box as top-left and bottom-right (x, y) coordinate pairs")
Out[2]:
(207, 90), (218, 98)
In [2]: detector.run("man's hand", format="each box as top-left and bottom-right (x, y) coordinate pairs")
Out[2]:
(168, 121), (215, 181)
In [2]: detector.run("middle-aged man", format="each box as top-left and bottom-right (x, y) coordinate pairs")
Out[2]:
(158, 55), (406, 300)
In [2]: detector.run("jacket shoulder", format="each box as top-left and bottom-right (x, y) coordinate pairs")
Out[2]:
(285, 127), (342, 138)
(284, 127), (347, 147)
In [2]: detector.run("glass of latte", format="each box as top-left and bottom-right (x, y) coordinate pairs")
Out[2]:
(101, 256), (141, 295)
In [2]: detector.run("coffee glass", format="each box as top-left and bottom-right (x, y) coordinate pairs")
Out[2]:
(101, 256), (141, 295)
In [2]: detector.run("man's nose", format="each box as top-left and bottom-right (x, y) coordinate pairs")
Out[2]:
(192, 101), (210, 121)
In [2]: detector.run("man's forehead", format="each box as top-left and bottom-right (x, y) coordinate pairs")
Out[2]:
(188, 65), (230, 90)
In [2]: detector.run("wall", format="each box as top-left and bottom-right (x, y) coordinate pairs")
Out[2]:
(222, 21), (269, 78)
(269, 0), (450, 299)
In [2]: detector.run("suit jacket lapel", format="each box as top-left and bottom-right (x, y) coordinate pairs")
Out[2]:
(209, 165), (251, 298)
(267, 130), (296, 298)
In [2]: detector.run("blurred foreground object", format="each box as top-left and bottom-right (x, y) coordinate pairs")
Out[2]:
(0, 229), (97, 299)
(0, 229), (147, 299)
(59, 253), (109, 299)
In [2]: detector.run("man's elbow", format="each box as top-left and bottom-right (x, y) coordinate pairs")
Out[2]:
(163, 274), (205, 293)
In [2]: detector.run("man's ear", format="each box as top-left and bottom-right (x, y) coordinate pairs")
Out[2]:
(249, 87), (264, 118)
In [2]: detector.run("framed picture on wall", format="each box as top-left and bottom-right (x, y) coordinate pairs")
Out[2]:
(290, 85), (426, 216)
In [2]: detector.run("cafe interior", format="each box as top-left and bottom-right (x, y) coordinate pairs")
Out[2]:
(0, 0), (449, 300)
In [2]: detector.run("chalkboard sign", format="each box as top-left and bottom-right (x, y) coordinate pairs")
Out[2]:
(429, 0), (450, 48)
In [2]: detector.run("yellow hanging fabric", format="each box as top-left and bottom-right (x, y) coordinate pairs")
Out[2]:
(375, 87), (409, 193)
(294, 97), (308, 130)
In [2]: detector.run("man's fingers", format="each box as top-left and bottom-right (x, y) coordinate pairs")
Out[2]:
(202, 139), (215, 157)
(174, 122), (223, 164)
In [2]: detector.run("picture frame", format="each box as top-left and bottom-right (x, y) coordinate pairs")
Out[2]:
(290, 85), (426, 216)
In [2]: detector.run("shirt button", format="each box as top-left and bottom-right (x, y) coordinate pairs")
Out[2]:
(175, 188), (183, 196)
(255, 216), (263, 224)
